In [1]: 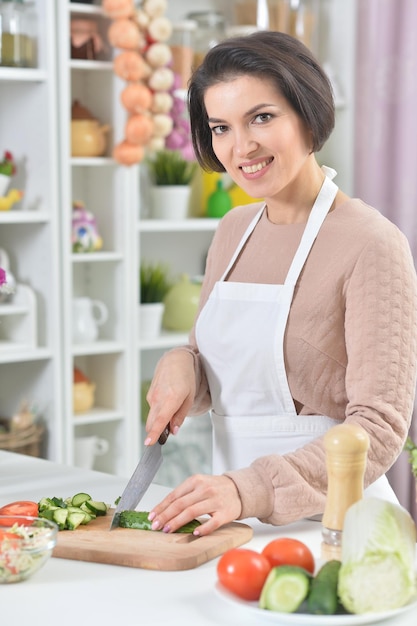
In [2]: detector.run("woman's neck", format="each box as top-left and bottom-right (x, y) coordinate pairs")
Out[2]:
(265, 163), (326, 225)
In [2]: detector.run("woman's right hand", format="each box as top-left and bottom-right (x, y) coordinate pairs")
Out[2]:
(144, 350), (197, 445)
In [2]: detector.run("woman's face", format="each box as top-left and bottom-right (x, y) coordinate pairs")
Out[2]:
(204, 75), (314, 206)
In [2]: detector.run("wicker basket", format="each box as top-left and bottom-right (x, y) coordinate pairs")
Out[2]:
(0, 423), (45, 457)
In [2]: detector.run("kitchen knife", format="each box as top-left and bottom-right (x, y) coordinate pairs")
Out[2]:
(110, 425), (170, 530)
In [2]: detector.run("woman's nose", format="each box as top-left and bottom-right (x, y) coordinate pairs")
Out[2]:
(233, 130), (258, 157)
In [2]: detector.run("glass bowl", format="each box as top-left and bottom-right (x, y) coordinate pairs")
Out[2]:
(0, 515), (58, 583)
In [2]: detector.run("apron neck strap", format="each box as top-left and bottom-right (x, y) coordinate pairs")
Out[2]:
(285, 176), (338, 286)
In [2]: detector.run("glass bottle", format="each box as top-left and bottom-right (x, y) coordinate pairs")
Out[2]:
(186, 11), (226, 69)
(169, 20), (197, 90)
(0, 0), (37, 68)
(289, 0), (320, 55)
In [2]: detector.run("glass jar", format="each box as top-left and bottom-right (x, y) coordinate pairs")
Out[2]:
(169, 20), (197, 90)
(186, 11), (226, 69)
(0, 0), (37, 68)
(288, 0), (320, 55)
(233, 0), (290, 32)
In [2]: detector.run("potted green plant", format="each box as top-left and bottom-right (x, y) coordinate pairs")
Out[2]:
(139, 261), (173, 339)
(146, 150), (197, 220)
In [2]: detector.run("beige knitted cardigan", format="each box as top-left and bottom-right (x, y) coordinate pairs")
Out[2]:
(162, 198), (417, 525)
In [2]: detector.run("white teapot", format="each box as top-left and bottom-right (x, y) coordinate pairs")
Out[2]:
(72, 297), (108, 344)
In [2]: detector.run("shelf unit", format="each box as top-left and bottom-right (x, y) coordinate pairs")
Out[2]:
(0, 0), (63, 460)
(56, 1), (140, 475)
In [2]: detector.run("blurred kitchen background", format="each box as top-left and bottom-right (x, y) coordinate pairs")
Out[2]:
(0, 0), (416, 521)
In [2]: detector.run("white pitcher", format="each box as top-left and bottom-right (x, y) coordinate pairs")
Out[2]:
(74, 436), (109, 469)
(72, 297), (108, 344)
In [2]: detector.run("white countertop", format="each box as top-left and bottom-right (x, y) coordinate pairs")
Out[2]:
(1, 450), (416, 626)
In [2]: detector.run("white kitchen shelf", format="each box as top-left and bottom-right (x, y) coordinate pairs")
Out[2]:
(68, 2), (103, 16)
(72, 252), (123, 263)
(0, 211), (50, 224)
(70, 60), (113, 72)
(0, 0), (64, 461)
(139, 218), (220, 233)
(0, 346), (51, 364)
(71, 157), (115, 167)
(0, 67), (47, 82)
(72, 340), (125, 356)
(73, 408), (124, 426)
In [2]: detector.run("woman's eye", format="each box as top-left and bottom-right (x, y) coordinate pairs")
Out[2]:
(254, 113), (272, 124)
(210, 125), (228, 135)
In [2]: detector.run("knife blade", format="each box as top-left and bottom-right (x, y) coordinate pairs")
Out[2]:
(110, 425), (170, 530)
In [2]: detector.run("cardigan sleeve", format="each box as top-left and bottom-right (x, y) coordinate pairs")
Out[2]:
(225, 221), (417, 525)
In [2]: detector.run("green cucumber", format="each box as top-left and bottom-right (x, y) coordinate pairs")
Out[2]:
(307, 559), (342, 615)
(38, 497), (55, 511)
(118, 510), (201, 533)
(85, 499), (108, 516)
(71, 492), (92, 507)
(50, 496), (67, 508)
(67, 511), (86, 530)
(53, 508), (69, 530)
(259, 565), (312, 612)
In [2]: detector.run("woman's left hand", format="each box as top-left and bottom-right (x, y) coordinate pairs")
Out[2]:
(148, 474), (242, 536)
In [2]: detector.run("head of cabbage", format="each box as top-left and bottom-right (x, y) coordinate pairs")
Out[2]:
(338, 497), (416, 614)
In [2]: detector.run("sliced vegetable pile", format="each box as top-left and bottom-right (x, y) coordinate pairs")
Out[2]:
(217, 499), (417, 616)
(38, 493), (108, 530)
(0, 496), (201, 534)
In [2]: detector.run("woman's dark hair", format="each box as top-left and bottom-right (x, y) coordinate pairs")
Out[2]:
(188, 30), (335, 172)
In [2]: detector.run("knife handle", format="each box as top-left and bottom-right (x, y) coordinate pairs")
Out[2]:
(158, 425), (170, 446)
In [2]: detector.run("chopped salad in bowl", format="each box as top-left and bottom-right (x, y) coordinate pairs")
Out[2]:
(0, 515), (58, 583)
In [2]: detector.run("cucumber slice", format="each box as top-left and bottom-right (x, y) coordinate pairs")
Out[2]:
(67, 511), (86, 530)
(85, 500), (108, 516)
(38, 497), (54, 511)
(53, 508), (69, 530)
(51, 496), (67, 508)
(71, 492), (92, 507)
(259, 565), (312, 613)
(38, 508), (56, 521)
(80, 511), (94, 524)
(80, 501), (95, 515)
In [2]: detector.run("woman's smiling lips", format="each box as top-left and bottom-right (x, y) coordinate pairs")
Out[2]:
(240, 157), (274, 177)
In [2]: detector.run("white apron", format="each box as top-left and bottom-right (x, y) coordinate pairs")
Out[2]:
(196, 172), (397, 506)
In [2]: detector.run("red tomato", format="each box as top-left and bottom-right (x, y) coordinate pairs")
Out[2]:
(261, 537), (315, 574)
(0, 500), (39, 525)
(217, 548), (272, 601)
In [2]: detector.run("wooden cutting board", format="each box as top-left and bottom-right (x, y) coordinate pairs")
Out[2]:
(53, 511), (253, 571)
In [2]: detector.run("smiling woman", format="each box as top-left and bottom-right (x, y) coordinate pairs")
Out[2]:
(141, 30), (417, 538)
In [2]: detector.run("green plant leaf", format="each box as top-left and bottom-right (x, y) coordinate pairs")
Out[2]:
(140, 261), (173, 303)
(146, 150), (197, 186)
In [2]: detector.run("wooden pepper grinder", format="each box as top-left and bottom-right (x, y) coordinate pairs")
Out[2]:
(321, 423), (370, 561)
